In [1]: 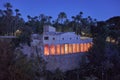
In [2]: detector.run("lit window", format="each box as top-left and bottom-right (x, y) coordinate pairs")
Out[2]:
(56, 45), (60, 55)
(69, 44), (72, 53)
(76, 44), (79, 52)
(80, 43), (84, 52)
(44, 44), (49, 55)
(50, 44), (55, 55)
(73, 44), (77, 53)
(65, 44), (69, 54)
(84, 43), (87, 52)
(61, 44), (65, 54)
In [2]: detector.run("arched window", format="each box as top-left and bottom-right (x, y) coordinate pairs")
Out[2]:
(73, 44), (77, 53)
(83, 43), (87, 52)
(56, 44), (61, 55)
(65, 44), (69, 54)
(44, 44), (49, 55)
(61, 44), (65, 54)
(69, 44), (72, 53)
(50, 44), (55, 55)
(76, 44), (80, 53)
(80, 43), (84, 52)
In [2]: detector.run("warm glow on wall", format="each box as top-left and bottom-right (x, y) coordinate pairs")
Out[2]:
(76, 44), (79, 52)
(69, 44), (72, 53)
(86, 43), (89, 51)
(61, 44), (65, 54)
(73, 44), (77, 53)
(65, 44), (69, 54)
(50, 44), (55, 55)
(44, 42), (92, 56)
(56, 45), (61, 55)
(87, 43), (91, 51)
(83, 43), (87, 52)
(80, 43), (84, 52)
(44, 44), (49, 55)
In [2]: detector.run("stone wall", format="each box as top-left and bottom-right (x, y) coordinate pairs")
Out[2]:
(45, 53), (86, 72)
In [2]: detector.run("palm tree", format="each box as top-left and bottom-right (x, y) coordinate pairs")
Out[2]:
(4, 2), (12, 10)
(27, 15), (31, 21)
(15, 9), (19, 16)
(58, 12), (67, 24)
(79, 11), (83, 17)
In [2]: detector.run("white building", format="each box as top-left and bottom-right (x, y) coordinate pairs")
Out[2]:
(42, 25), (92, 56)
(31, 25), (93, 71)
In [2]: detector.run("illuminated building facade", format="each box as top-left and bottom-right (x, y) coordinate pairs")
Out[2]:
(31, 25), (93, 71)
(43, 25), (92, 56)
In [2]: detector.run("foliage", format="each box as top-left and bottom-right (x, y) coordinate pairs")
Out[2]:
(0, 41), (14, 80)
(0, 2), (25, 35)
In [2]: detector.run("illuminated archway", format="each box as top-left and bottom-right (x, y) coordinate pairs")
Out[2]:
(65, 44), (69, 54)
(83, 43), (87, 52)
(56, 44), (61, 55)
(69, 44), (72, 53)
(44, 44), (49, 55)
(50, 44), (55, 55)
(76, 44), (79, 53)
(80, 43), (84, 52)
(87, 43), (91, 51)
(61, 44), (65, 54)
(73, 44), (77, 53)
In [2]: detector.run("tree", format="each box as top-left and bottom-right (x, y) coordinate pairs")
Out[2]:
(58, 12), (67, 24)
(4, 2), (12, 10)
(0, 2), (25, 35)
(106, 16), (120, 30)
(0, 41), (14, 80)
(52, 68), (65, 80)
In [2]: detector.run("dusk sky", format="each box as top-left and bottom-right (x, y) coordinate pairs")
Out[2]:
(0, 0), (120, 21)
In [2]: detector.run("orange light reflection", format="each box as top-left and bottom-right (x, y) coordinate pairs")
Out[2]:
(44, 44), (49, 55)
(50, 44), (55, 55)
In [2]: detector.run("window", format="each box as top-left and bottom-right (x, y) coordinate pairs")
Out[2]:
(56, 45), (60, 55)
(44, 36), (49, 40)
(50, 44), (55, 55)
(53, 37), (55, 40)
(65, 44), (69, 54)
(61, 44), (65, 54)
(44, 44), (49, 55)
(76, 37), (78, 39)
(62, 38), (64, 40)
(70, 38), (72, 40)
(69, 44), (72, 53)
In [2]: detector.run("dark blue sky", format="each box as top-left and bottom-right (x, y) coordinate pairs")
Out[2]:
(0, 0), (120, 21)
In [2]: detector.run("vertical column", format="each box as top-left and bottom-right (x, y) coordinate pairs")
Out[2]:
(69, 44), (72, 53)
(65, 44), (69, 54)
(79, 44), (81, 52)
(61, 44), (65, 55)
(76, 44), (79, 53)
(86, 43), (89, 52)
(84, 43), (87, 52)
(71, 44), (73, 53)
(80, 43), (84, 52)
(73, 44), (77, 53)
(56, 44), (61, 55)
